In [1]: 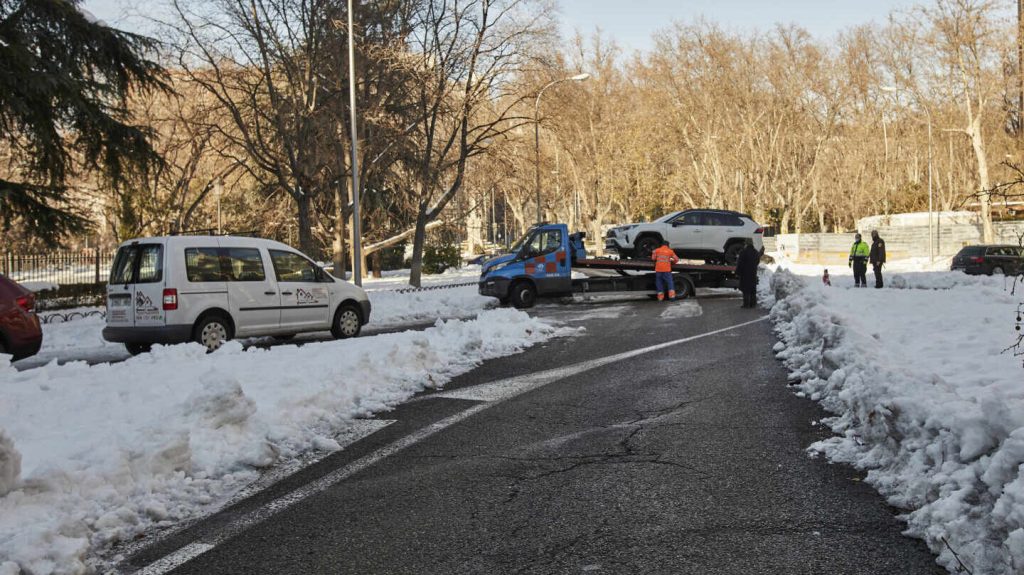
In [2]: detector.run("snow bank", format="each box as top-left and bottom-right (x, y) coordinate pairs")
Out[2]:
(769, 268), (1024, 574)
(0, 309), (569, 574)
(369, 284), (494, 326)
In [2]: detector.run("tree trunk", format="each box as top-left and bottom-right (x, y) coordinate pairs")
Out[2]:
(333, 179), (348, 278)
(296, 191), (315, 256)
(969, 118), (995, 243)
(371, 250), (382, 279)
(408, 205), (429, 288)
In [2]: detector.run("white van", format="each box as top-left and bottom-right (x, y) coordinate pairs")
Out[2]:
(102, 235), (371, 354)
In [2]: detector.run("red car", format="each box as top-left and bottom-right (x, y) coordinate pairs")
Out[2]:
(0, 274), (43, 360)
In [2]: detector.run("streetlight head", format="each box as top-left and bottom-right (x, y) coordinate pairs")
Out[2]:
(570, 73), (591, 82)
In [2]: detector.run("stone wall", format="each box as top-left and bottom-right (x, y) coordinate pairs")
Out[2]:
(766, 220), (1024, 264)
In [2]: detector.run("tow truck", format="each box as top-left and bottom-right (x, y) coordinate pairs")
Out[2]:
(479, 223), (738, 308)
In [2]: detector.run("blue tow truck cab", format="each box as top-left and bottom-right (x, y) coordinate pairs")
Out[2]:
(479, 223), (737, 309)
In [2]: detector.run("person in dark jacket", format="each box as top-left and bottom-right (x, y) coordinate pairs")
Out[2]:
(736, 239), (760, 308)
(849, 233), (870, 287)
(869, 231), (886, 288)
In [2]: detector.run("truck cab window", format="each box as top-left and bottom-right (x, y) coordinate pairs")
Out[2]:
(524, 230), (562, 257)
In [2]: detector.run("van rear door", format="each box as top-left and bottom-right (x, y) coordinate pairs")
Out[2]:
(132, 244), (166, 327)
(107, 245), (138, 327)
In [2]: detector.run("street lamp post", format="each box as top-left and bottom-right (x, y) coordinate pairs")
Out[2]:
(882, 85), (934, 262)
(347, 0), (363, 285)
(534, 73), (590, 224)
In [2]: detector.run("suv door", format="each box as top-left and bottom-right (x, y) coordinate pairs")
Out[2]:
(700, 212), (739, 254)
(666, 212), (704, 254)
(220, 246), (281, 336)
(269, 249), (333, 332)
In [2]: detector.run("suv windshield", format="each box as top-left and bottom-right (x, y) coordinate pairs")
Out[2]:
(956, 246), (985, 257)
(654, 211), (683, 223)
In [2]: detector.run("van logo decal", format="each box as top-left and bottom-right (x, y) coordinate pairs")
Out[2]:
(135, 291), (162, 321)
(295, 287), (327, 305)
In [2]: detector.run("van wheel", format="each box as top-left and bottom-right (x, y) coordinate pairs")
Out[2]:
(125, 342), (152, 355)
(510, 281), (537, 309)
(194, 314), (232, 352)
(331, 304), (362, 339)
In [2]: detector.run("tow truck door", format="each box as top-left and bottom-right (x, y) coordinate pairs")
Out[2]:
(521, 226), (572, 295)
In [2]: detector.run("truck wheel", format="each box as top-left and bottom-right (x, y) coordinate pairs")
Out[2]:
(125, 342), (152, 355)
(194, 314), (232, 352)
(675, 278), (695, 300)
(331, 303), (362, 339)
(510, 282), (537, 309)
(636, 237), (660, 260)
(723, 243), (743, 264)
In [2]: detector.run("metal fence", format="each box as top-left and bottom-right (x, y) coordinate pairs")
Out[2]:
(2, 250), (114, 287)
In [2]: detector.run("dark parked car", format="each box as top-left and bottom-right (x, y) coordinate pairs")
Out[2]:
(0, 274), (43, 360)
(951, 245), (1024, 276)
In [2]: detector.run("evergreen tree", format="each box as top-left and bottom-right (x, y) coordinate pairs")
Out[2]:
(0, 0), (167, 243)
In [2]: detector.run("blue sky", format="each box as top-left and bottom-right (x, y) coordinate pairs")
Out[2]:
(557, 0), (923, 52)
(83, 0), (923, 51)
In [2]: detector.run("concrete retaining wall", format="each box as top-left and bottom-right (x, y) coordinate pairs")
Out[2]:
(768, 221), (1024, 264)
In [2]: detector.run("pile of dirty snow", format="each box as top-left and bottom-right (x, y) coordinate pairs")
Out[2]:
(769, 268), (1024, 574)
(0, 308), (568, 575)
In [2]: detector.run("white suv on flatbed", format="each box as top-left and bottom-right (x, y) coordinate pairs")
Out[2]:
(604, 209), (764, 263)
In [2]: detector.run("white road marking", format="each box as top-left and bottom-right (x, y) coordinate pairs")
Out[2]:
(126, 316), (768, 575)
(135, 544), (214, 575)
(659, 300), (703, 319)
(433, 316), (763, 402)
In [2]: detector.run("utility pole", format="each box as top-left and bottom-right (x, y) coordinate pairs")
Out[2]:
(347, 0), (363, 285)
(1019, 0), (1023, 145)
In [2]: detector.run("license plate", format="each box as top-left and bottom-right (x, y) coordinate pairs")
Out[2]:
(109, 296), (130, 307)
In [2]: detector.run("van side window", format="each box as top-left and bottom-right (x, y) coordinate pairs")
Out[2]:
(185, 248), (227, 282)
(224, 248), (266, 281)
(269, 250), (321, 282)
(137, 246), (163, 283)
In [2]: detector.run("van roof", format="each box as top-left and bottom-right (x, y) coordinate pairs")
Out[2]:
(117, 235), (300, 252)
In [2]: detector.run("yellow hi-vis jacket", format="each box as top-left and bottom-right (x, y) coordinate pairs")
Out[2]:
(849, 241), (869, 260)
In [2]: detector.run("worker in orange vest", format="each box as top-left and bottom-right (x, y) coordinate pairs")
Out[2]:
(652, 240), (678, 301)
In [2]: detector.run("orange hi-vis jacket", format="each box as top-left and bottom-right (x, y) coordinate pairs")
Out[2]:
(652, 245), (678, 273)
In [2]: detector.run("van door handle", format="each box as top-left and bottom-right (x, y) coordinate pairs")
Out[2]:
(281, 291), (293, 295)
(264, 291), (276, 295)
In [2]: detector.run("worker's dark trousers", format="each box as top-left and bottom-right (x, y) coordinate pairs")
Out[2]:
(852, 259), (868, 287)
(742, 288), (757, 308)
(873, 263), (883, 288)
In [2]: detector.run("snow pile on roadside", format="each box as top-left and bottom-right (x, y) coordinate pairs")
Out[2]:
(0, 308), (570, 575)
(369, 284), (495, 326)
(769, 268), (1024, 574)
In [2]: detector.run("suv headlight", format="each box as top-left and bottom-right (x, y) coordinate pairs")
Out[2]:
(617, 225), (638, 233)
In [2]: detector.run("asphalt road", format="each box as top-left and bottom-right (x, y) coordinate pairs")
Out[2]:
(121, 295), (943, 575)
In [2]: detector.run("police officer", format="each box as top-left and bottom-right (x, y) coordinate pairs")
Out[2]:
(652, 240), (678, 301)
(849, 233), (870, 287)
(736, 239), (760, 308)
(869, 230), (886, 289)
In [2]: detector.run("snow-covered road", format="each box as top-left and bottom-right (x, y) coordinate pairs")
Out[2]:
(768, 263), (1024, 574)
(0, 272), (573, 575)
